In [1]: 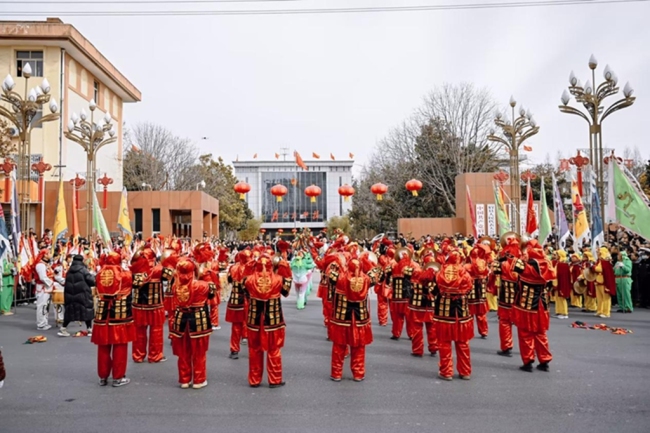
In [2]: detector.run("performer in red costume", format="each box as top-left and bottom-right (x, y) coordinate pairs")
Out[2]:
(493, 237), (521, 357)
(226, 249), (252, 359)
(130, 247), (166, 363)
(91, 252), (135, 387)
(512, 239), (556, 372)
(328, 257), (374, 382)
(244, 254), (292, 388)
(466, 244), (491, 338)
(170, 258), (214, 389)
(374, 238), (394, 327)
(409, 259), (439, 357)
(434, 249), (474, 381)
(193, 243), (222, 331)
(161, 244), (181, 333)
(552, 250), (572, 319)
(387, 246), (419, 340)
(313, 242), (345, 329)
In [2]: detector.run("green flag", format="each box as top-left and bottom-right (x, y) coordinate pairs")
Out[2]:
(612, 161), (650, 240)
(92, 190), (113, 251)
(538, 177), (552, 244)
(493, 182), (511, 235)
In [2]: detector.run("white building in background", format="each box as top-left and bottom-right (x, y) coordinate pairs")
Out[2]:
(233, 159), (354, 233)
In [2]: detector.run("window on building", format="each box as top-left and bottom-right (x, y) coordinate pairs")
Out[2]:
(16, 51), (44, 77)
(93, 81), (100, 103)
(152, 208), (161, 232)
(134, 208), (143, 233)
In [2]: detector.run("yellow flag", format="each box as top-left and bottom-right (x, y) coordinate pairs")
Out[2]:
(52, 180), (68, 252)
(117, 187), (133, 245)
(571, 180), (590, 246)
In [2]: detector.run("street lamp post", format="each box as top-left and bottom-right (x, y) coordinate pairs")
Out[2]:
(559, 54), (636, 225)
(64, 99), (117, 237)
(1, 64), (60, 231)
(488, 96), (540, 234)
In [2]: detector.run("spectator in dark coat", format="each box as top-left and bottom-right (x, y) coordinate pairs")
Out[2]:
(58, 255), (95, 337)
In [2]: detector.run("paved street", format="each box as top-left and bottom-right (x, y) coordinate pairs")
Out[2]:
(1, 286), (649, 433)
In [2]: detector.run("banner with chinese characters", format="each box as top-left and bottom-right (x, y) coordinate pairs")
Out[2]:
(476, 204), (485, 236)
(487, 204), (496, 236)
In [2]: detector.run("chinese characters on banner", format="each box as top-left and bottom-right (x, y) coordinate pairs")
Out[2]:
(487, 204), (496, 236)
(476, 204), (485, 236)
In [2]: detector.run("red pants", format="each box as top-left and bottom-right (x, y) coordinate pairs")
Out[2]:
(331, 344), (366, 380)
(389, 302), (414, 338)
(438, 340), (471, 378)
(376, 294), (389, 326)
(322, 298), (333, 327)
(411, 321), (438, 355)
(133, 324), (164, 363)
(248, 329), (284, 386)
(173, 335), (208, 385)
(164, 296), (174, 331)
(474, 312), (488, 337)
(230, 322), (248, 353)
(498, 309), (513, 351)
(210, 298), (219, 328)
(517, 328), (552, 365)
(97, 344), (128, 380)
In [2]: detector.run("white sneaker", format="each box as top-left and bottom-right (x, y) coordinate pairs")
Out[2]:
(57, 328), (71, 337)
(37, 324), (52, 331)
(192, 381), (208, 389)
(212, 326), (221, 330)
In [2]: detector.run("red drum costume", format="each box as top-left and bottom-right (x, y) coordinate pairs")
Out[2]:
(193, 243), (223, 330)
(131, 248), (166, 363)
(314, 249), (343, 329)
(434, 250), (474, 380)
(512, 240), (556, 372)
(466, 245), (491, 338)
(409, 261), (438, 357)
(244, 255), (292, 388)
(581, 252), (598, 313)
(569, 253), (584, 309)
(493, 238), (521, 357)
(170, 258), (214, 389)
(91, 252), (135, 387)
(374, 240), (395, 327)
(226, 250), (252, 358)
(328, 258), (374, 382)
(387, 248), (419, 340)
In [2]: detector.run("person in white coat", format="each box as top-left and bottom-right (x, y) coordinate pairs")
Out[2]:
(34, 248), (54, 330)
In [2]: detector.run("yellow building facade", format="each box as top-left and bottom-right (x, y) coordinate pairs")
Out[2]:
(0, 18), (141, 230)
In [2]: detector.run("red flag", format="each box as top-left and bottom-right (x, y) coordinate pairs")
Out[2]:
(523, 145), (533, 152)
(525, 179), (538, 236)
(253, 153), (258, 159)
(330, 153), (336, 161)
(294, 151), (308, 171)
(312, 152), (320, 159)
(466, 185), (477, 238)
(274, 153), (280, 159)
(349, 152), (354, 159)
(71, 184), (80, 238)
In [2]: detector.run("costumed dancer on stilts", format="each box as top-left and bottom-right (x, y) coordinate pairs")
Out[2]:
(512, 239), (556, 372)
(434, 249), (474, 381)
(226, 249), (252, 360)
(91, 251), (135, 387)
(130, 246), (166, 363)
(169, 257), (214, 389)
(243, 253), (292, 388)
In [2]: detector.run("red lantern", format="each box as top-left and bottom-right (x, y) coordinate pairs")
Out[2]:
(270, 184), (288, 202)
(304, 184), (322, 203)
(338, 184), (355, 202)
(260, 228), (266, 234)
(405, 179), (423, 197)
(371, 183), (388, 201)
(234, 181), (251, 200)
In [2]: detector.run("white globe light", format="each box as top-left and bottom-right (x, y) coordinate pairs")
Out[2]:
(509, 95), (516, 107)
(603, 65), (612, 80)
(529, 117), (537, 128)
(80, 108), (87, 121)
(611, 72), (618, 86)
(569, 71), (577, 86)
(3, 74), (15, 91)
(49, 99), (58, 113)
(588, 54), (598, 69)
(104, 112), (112, 124)
(89, 99), (97, 111)
(35, 86), (43, 97)
(519, 106), (526, 117)
(584, 79), (593, 94)
(27, 88), (37, 102)
(41, 78), (51, 94)
(71, 112), (79, 124)
(561, 89), (570, 105)
(489, 128), (495, 136)
(623, 82), (634, 97)
(22, 62), (32, 77)
(67, 120), (75, 132)
(495, 110), (502, 120)
(109, 126), (116, 137)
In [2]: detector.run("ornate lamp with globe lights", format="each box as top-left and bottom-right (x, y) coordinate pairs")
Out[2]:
(487, 96), (540, 234)
(559, 54), (636, 223)
(0, 63), (60, 231)
(64, 99), (117, 236)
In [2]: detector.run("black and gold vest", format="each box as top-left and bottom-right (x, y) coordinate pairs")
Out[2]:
(227, 280), (246, 310)
(468, 277), (488, 304)
(246, 297), (285, 331)
(391, 266), (414, 302)
(515, 282), (549, 312)
(433, 293), (471, 324)
(409, 281), (436, 312)
(170, 304), (212, 338)
(331, 292), (370, 326)
(94, 294), (133, 325)
(132, 273), (164, 310)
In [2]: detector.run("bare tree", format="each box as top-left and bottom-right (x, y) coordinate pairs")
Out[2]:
(123, 122), (198, 191)
(623, 146), (645, 179)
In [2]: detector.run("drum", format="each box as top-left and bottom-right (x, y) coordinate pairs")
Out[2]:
(52, 290), (65, 305)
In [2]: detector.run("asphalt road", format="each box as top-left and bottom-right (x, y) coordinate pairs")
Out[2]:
(1, 281), (649, 433)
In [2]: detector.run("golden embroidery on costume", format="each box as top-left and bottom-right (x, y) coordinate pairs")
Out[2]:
(349, 277), (364, 293)
(443, 266), (458, 283)
(257, 274), (272, 294)
(176, 284), (190, 303)
(100, 270), (115, 287)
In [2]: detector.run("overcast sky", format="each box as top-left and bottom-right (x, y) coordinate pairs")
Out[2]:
(6, 0), (650, 175)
